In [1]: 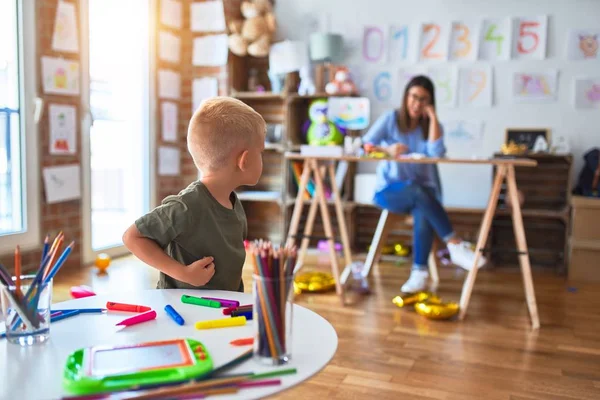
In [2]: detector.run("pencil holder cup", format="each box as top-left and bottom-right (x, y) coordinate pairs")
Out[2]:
(0, 274), (53, 346)
(253, 274), (294, 365)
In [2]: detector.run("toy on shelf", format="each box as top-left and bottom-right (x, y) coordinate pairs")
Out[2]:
(303, 99), (345, 146)
(298, 65), (316, 96)
(325, 67), (358, 96)
(501, 141), (528, 155)
(228, 0), (276, 58)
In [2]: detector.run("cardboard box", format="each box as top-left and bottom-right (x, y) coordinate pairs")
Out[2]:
(569, 240), (600, 282)
(571, 195), (600, 241)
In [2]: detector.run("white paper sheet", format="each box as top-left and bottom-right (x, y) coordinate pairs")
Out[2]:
(363, 25), (387, 63)
(192, 34), (228, 66)
(419, 22), (450, 61)
(158, 69), (181, 100)
(573, 77), (600, 109)
(160, 0), (182, 29)
(41, 56), (80, 96)
(49, 104), (77, 155)
(190, 0), (226, 32)
(158, 146), (180, 176)
(566, 29), (600, 60)
(161, 102), (178, 142)
(192, 77), (218, 113)
(159, 31), (181, 63)
(52, 0), (79, 53)
(43, 164), (81, 204)
(478, 18), (512, 61)
(449, 20), (480, 61)
(389, 25), (410, 62)
(458, 65), (493, 107)
(512, 16), (548, 60)
(327, 97), (370, 130)
(512, 70), (558, 103)
(427, 66), (458, 107)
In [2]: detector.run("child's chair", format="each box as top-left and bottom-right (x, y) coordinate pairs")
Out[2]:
(363, 209), (440, 285)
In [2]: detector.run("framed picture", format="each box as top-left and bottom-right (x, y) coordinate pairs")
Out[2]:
(505, 128), (551, 151)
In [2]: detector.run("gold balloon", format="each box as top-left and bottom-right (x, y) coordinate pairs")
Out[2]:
(392, 291), (439, 308)
(394, 244), (410, 257)
(414, 301), (459, 320)
(294, 271), (336, 293)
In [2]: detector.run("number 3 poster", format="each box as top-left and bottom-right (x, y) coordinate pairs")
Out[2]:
(512, 16), (548, 60)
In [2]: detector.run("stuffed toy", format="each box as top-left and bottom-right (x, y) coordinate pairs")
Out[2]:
(228, 0), (276, 58)
(325, 67), (358, 95)
(303, 99), (344, 146)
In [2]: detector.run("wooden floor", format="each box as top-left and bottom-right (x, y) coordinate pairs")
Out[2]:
(52, 253), (600, 400)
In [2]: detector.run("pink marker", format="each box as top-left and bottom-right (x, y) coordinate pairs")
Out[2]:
(115, 310), (156, 327)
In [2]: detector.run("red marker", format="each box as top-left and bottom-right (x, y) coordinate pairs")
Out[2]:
(106, 301), (151, 313)
(230, 337), (254, 346)
(115, 310), (156, 327)
(222, 304), (253, 315)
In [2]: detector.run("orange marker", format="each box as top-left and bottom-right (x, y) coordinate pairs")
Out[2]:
(230, 337), (254, 346)
(106, 301), (151, 313)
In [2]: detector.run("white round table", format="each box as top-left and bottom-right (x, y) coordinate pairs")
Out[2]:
(0, 289), (338, 400)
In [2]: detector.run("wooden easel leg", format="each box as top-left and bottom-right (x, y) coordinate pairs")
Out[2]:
(506, 165), (540, 330)
(286, 160), (311, 270)
(327, 163), (353, 268)
(310, 159), (345, 301)
(296, 165), (325, 270)
(458, 165), (506, 321)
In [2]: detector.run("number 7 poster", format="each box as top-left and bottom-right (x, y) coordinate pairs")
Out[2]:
(512, 16), (548, 60)
(478, 18), (512, 61)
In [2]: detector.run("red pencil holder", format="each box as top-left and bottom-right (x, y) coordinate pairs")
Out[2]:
(252, 274), (294, 366)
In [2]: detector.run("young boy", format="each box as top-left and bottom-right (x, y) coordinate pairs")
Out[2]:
(123, 97), (266, 292)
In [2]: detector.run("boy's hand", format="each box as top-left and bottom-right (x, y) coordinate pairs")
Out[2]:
(180, 257), (215, 286)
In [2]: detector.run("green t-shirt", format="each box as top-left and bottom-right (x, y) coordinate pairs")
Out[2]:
(135, 180), (247, 291)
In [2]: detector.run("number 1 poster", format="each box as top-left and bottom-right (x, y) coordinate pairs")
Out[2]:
(512, 16), (548, 60)
(479, 18), (512, 61)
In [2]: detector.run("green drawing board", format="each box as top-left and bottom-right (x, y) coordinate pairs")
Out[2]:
(63, 338), (213, 395)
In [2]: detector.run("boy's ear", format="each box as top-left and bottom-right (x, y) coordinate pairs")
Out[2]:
(237, 150), (249, 171)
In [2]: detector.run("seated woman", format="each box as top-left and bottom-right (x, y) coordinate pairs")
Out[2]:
(362, 75), (486, 293)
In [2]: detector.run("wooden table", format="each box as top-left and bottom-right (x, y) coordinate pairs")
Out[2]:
(284, 152), (540, 329)
(0, 289), (338, 399)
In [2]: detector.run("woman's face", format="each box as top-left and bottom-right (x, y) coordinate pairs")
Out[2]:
(406, 85), (432, 119)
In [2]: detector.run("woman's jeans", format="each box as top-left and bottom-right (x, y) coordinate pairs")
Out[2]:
(373, 182), (455, 271)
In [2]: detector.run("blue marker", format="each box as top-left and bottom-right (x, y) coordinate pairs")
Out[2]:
(164, 305), (185, 326)
(231, 309), (253, 320)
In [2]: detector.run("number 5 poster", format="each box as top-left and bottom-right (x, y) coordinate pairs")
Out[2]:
(512, 16), (548, 60)
(479, 18), (512, 61)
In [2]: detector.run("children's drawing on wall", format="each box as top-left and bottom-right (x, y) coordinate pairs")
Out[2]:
(458, 66), (493, 107)
(41, 56), (80, 96)
(573, 78), (600, 109)
(443, 120), (485, 157)
(512, 71), (558, 102)
(427, 66), (458, 107)
(161, 102), (178, 142)
(51, 0), (79, 53)
(49, 104), (77, 155)
(567, 29), (600, 60)
(327, 97), (370, 130)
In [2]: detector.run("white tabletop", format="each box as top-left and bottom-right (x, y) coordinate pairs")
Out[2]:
(0, 289), (338, 400)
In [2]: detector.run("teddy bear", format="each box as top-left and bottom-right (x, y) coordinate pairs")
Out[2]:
(325, 67), (358, 96)
(228, 0), (276, 58)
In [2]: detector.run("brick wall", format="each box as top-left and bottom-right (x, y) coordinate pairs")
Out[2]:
(0, 0), (82, 273)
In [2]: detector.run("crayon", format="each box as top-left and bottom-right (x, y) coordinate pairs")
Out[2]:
(181, 295), (220, 308)
(164, 305), (185, 326)
(116, 310), (157, 327)
(195, 316), (246, 330)
(230, 337), (254, 346)
(106, 302), (151, 313)
(201, 297), (239, 308)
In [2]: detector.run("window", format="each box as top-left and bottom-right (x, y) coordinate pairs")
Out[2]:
(0, 0), (39, 252)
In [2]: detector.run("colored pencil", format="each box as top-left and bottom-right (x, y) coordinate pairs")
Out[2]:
(40, 235), (49, 265)
(14, 245), (21, 298)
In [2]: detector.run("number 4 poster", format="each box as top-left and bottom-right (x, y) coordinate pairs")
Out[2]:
(479, 18), (512, 61)
(512, 16), (548, 60)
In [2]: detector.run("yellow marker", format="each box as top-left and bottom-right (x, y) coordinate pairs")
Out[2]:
(195, 316), (247, 330)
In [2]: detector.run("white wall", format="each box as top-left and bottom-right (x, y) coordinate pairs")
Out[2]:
(276, 0), (600, 208)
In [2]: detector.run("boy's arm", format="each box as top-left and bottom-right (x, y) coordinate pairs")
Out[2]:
(123, 200), (215, 286)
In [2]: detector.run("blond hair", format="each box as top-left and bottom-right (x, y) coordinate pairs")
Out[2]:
(187, 96), (265, 171)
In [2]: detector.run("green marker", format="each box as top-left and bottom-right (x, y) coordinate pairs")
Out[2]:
(181, 294), (221, 308)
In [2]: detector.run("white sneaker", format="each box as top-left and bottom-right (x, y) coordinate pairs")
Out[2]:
(401, 270), (430, 293)
(447, 241), (487, 271)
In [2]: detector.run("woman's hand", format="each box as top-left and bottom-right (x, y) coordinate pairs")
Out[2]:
(385, 143), (409, 158)
(423, 105), (437, 121)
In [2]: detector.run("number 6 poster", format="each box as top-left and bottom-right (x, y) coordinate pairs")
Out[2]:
(512, 16), (548, 60)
